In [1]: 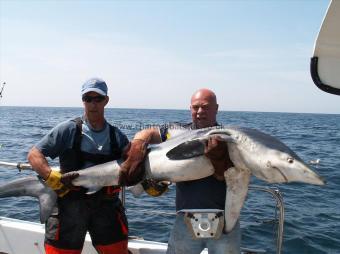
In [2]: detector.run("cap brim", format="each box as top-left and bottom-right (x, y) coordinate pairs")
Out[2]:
(82, 88), (106, 96)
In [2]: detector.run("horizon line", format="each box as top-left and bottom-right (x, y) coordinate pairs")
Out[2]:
(0, 105), (339, 115)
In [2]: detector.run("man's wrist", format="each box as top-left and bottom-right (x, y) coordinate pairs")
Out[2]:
(44, 169), (52, 180)
(45, 170), (63, 190)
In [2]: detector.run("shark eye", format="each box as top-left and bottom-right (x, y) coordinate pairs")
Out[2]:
(287, 157), (294, 164)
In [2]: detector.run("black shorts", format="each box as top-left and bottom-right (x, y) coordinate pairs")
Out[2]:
(44, 194), (128, 253)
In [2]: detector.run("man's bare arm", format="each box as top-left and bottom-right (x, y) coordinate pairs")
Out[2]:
(27, 146), (52, 180)
(133, 128), (162, 144)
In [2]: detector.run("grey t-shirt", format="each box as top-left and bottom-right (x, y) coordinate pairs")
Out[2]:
(36, 117), (128, 169)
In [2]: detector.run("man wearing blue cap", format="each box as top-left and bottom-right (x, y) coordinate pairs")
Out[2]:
(28, 78), (146, 254)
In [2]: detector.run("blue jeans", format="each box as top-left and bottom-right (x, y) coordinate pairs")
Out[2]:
(166, 213), (240, 254)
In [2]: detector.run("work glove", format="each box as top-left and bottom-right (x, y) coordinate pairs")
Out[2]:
(45, 170), (79, 197)
(118, 139), (148, 186)
(141, 179), (171, 197)
(204, 136), (233, 181)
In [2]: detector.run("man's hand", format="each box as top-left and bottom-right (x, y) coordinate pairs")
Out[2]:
(119, 139), (148, 186)
(45, 170), (79, 197)
(204, 136), (233, 180)
(61, 172), (80, 188)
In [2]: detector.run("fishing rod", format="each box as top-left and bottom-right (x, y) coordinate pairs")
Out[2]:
(0, 82), (5, 98)
(0, 161), (33, 171)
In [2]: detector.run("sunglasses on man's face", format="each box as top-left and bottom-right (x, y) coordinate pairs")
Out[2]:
(82, 95), (106, 103)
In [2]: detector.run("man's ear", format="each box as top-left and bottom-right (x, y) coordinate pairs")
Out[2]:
(104, 96), (109, 106)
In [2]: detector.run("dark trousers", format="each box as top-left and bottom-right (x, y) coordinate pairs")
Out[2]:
(44, 193), (128, 254)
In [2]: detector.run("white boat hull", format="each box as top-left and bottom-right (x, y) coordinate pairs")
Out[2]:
(0, 217), (167, 254)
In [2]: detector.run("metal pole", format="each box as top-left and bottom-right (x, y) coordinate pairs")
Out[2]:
(249, 185), (284, 254)
(0, 161), (33, 171)
(121, 186), (126, 207)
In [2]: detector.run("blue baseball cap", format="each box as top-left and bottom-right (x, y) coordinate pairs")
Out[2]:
(81, 78), (108, 96)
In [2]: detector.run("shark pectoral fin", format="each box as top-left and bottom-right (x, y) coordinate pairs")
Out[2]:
(38, 190), (57, 223)
(224, 167), (251, 233)
(166, 140), (206, 160)
(127, 183), (144, 197)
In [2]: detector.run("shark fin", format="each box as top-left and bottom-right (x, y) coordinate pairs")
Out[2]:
(38, 191), (57, 223)
(166, 140), (206, 160)
(224, 167), (251, 233)
(166, 133), (236, 160)
(0, 176), (58, 224)
(37, 177), (57, 223)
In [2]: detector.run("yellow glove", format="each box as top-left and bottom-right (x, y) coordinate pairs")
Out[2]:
(141, 179), (171, 197)
(45, 170), (69, 197)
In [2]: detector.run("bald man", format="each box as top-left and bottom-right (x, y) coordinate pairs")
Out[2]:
(190, 88), (218, 128)
(131, 88), (241, 254)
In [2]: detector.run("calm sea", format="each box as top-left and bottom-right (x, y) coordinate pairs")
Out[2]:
(0, 106), (339, 253)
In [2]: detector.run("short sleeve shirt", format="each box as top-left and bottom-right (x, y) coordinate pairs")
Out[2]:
(36, 117), (129, 169)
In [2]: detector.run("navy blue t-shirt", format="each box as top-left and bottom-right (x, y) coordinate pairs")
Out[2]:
(159, 123), (226, 211)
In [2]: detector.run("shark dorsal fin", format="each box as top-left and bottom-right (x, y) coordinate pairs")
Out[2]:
(166, 139), (205, 160)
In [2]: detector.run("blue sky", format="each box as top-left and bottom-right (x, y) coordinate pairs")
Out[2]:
(0, 0), (338, 113)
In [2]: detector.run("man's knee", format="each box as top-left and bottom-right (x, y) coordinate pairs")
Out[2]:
(95, 240), (128, 254)
(45, 243), (82, 254)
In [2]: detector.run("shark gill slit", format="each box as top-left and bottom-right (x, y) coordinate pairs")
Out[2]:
(272, 166), (289, 182)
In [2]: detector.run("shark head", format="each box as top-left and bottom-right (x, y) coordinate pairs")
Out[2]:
(249, 145), (325, 186)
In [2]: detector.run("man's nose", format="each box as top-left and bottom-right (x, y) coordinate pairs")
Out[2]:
(197, 106), (204, 113)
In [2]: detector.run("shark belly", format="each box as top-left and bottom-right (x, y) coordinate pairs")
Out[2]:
(145, 149), (214, 182)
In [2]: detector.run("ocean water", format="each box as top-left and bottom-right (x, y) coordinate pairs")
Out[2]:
(0, 106), (339, 254)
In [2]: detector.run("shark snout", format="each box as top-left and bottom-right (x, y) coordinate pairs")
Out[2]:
(294, 161), (325, 185)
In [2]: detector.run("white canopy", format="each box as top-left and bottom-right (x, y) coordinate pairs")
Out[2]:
(311, 0), (340, 95)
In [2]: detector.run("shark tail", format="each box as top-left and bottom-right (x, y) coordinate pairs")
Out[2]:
(0, 176), (57, 223)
